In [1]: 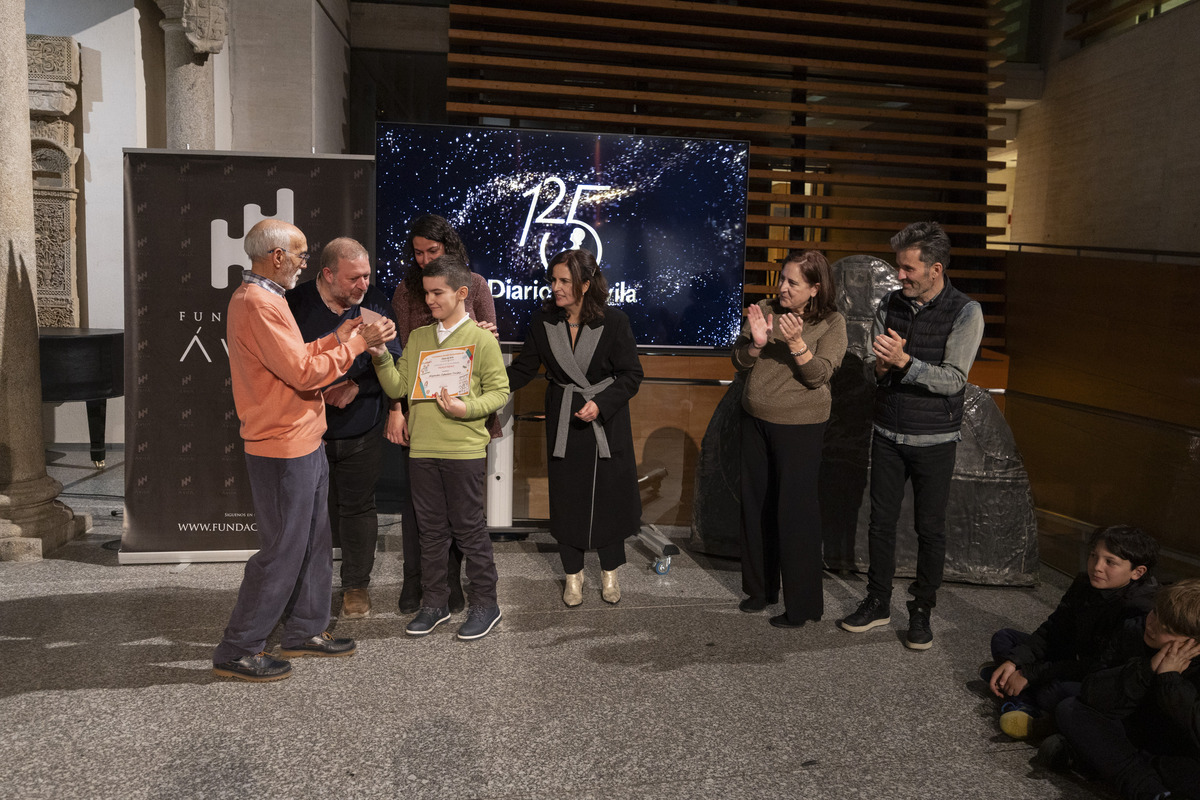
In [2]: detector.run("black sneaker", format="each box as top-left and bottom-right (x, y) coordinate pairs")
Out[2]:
(212, 652), (292, 682)
(838, 595), (890, 633)
(905, 602), (933, 650)
(280, 631), (357, 658)
(405, 605), (451, 636)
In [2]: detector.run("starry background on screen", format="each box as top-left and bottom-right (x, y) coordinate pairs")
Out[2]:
(376, 123), (748, 349)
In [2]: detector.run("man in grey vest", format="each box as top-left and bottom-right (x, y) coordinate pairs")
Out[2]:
(838, 221), (984, 650)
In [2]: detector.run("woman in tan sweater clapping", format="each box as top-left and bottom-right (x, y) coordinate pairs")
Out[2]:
(732, 249), (847, 628)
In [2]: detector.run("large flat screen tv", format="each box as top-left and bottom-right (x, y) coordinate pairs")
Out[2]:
(375, 123), (749, 351)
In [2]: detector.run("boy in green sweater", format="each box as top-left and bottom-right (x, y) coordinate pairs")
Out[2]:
(371, 255), (509, 640)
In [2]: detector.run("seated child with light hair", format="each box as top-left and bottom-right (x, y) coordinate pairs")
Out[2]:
(1044, 578), (1200, 800)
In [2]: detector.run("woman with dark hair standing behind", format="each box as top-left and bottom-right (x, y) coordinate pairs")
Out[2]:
(507, 249), (644, 606)
(389, 214), (498, 614)
(733, 249), (847, 628)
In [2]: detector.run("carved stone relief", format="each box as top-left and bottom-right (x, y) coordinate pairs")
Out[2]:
(183, 0), (229, 55)
(26, 36), (80, 83)
(27, 35), (82, 328)
(156, 0), (228, 54)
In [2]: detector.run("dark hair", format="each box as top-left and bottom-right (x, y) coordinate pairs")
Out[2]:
(402, 214), (470, 294)
(421, 254), (471, 293)
(890, 221), (951, 270)
(542, 249), (609, 324)
(1089, 525), (1159, 573)
(1155, 578), (1200, 640)
(779, 249), (837, 323)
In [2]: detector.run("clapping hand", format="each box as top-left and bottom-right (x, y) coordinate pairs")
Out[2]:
(778, 312), (805, 349)
(436, 387), (467, 419)
(873, 327), (909, 370)
(747, 303), (773, 348)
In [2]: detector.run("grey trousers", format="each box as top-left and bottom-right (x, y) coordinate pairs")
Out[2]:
(212, 447), (333, 663)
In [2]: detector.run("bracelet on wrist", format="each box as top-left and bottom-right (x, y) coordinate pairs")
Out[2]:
(790, 345), (809, 357)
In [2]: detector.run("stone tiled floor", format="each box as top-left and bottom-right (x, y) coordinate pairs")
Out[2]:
(0, 446), (1107, 799)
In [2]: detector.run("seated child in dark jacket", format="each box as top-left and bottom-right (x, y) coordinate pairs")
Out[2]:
(984, 525), (1159, 740)
(1049, 578), (1200, 800)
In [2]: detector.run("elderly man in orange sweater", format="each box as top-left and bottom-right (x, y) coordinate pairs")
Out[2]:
(212, 219), (396, 682)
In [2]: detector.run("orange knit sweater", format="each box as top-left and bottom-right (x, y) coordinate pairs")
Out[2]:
(227, 281), (367, 458)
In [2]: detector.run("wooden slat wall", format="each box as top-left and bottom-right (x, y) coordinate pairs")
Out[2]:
(447, 0), (1007, 347)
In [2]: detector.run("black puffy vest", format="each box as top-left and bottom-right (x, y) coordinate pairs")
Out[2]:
(874, 280), (973, 436)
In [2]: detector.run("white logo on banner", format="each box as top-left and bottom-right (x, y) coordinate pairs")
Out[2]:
(209, 188), (296, 289)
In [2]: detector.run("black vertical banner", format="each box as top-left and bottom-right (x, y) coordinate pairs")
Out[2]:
(122, 151), (374, 561)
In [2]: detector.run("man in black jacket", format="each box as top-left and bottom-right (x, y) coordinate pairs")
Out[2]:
(838, 221), (984, 650)
(287, 237), (402, 619)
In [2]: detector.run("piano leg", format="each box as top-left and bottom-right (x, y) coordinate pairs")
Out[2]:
(85, 399), (107, 468)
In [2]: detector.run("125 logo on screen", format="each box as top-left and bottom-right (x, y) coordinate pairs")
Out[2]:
(519, 178), (611, 267)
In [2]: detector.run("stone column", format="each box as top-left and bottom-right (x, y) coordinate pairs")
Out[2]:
(155, 0), (228, 150)
(28, 35), (81, 327)
(0, 0), (80, 561)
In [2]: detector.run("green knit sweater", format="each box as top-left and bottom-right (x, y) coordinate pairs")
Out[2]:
(372, 319), (509, 460)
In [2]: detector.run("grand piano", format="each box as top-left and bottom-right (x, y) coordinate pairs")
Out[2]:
(38, 327), (124, 467)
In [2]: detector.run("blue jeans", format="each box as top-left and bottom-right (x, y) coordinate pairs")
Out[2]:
(865, 434), (957, 608)
(213, 447), (333, 663)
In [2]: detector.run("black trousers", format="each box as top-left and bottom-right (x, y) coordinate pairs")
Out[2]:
(1057, 696), (1200, 800)
(865, 434), (958, 608)
(991, 628), (1082, 711)
(326, 421), (384, 590)
(739, 414), (827, 623)
(396, 443), (463, 584)
(409, 457), (497, 608)
(559, 540), (627, 574)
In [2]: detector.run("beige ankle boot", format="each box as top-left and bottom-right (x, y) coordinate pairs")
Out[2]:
(601, 568), (620, 604)
(563, 572), (584, 607)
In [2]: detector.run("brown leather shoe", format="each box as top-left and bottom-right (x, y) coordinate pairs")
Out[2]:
(341, 588), (371, 619)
